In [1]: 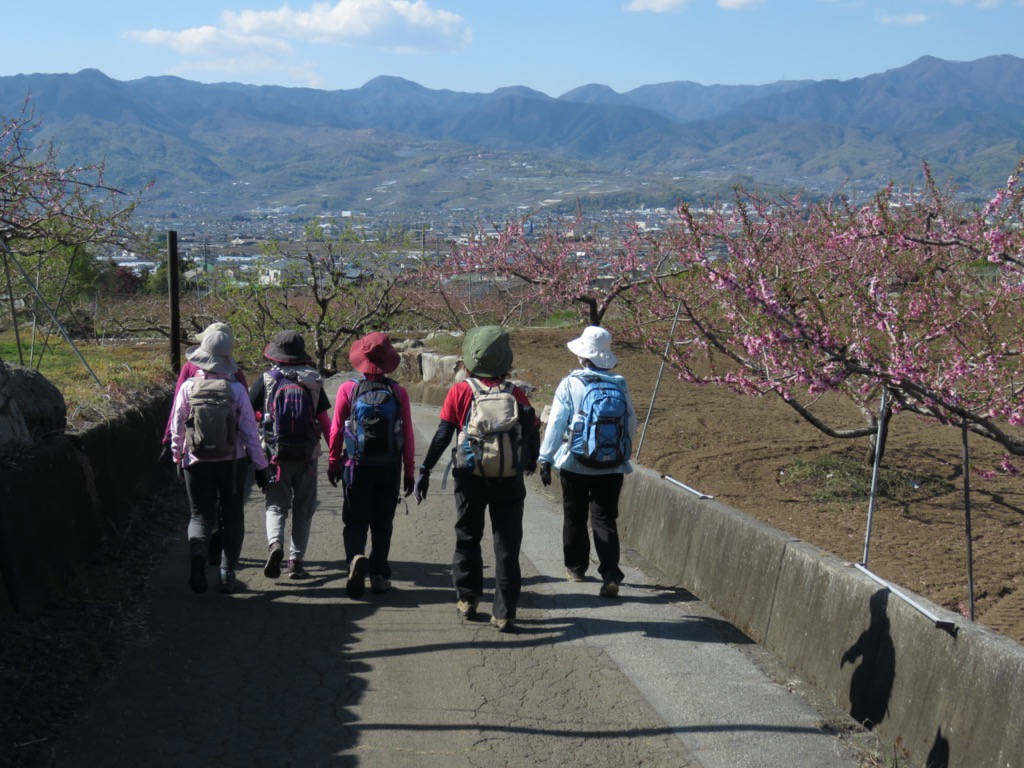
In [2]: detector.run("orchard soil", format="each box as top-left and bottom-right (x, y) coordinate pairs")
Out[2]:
(509, 328), (1024, 645)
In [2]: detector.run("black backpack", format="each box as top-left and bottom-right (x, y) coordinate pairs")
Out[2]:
(262, 369), (320, 463)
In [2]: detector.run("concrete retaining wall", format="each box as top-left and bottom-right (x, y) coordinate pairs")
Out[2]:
(620, 467), (1024, 768)
(0, 395), (170, 617)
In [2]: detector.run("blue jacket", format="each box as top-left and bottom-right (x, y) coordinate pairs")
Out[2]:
(538, 368), (637, 475)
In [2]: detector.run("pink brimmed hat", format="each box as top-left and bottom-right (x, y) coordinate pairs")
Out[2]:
(349, 332), (401, 375)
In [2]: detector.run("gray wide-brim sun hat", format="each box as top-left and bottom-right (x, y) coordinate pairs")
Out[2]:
(567, 325), (618, 369)
(186, 328), (239, 375)
(463, 325), (513, 378)
(197, 321), (233, 343)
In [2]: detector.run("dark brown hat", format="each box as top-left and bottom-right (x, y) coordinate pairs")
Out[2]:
(263, 330), (314, 365)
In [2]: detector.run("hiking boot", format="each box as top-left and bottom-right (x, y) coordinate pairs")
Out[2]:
(287, 559), (307, 579)
(264, 542), (284, 579)
(370, 575), (391, 594)
(565, 569), (585, 583)
(490, 616), (515, 633)
(189, 555), (208, 594)
(599, 578), (620, 598)
(219, 569), (237, 593)
(456, 598), (479, 619)
(346, 554), (369, 598)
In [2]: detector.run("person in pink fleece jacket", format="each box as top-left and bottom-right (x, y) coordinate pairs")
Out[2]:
(327, 333), (415, 598)
(170, 327), (268, 594)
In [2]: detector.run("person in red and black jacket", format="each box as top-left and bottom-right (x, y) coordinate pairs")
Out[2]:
(415, 326), (539, 634)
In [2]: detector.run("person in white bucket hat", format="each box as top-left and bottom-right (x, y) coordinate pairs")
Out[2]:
(538, 325), (637, 598)
(566, 325), (619, 370)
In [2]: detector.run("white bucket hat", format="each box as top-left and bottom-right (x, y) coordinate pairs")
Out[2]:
(185, 327), (239, 375)
(567, 326), (618, 370)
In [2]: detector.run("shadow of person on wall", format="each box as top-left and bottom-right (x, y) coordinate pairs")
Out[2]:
(926, 726), (950, 768)
(840, 588), (896, 730)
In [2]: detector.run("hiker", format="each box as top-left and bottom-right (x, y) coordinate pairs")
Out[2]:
(169, 326), (269, 594)
(327, 332), (415, 598)
(160, 321), (248, 566)
(537, 326), (637, 598)
(249, 331), (332, 580)
(414, 325), (539, 633)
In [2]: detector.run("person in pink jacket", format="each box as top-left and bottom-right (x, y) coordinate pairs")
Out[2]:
(161, 322), (248, 566)
(327, 333), (415, 598)
(170, 327), (269, 594)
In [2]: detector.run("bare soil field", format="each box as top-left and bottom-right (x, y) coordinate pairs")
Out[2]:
(507, 327), (1024, 646)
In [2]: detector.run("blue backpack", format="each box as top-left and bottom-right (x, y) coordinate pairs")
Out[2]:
(568, 375), (631, 469)
(262, 369), (320, 463)
(343, 378), (403, 465)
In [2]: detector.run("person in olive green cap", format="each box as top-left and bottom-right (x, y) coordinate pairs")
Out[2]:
(414, 326), (540, 633)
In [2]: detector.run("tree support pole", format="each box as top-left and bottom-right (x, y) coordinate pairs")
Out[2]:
(636, 302), (681, 461)
(0, 239), (101, 386)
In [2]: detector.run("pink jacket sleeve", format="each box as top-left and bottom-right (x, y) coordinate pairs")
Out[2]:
(233, 382), (268, 470)
(327, 380), (357, 470)
(396, 384), (415, 478)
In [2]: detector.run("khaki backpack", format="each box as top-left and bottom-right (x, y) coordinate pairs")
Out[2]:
(453, 378), (522, 478)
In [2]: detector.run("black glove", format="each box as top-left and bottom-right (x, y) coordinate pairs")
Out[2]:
(254, 467), (270, 492)
(176, 462), (185, 483)
(539, 461), (552, 487)
(404, 475), (415, 497)
(327, 466), (343, 488)
(158, 443), (174, 466)
(525, 460), (537, 476)
(414, 471), (430, 504)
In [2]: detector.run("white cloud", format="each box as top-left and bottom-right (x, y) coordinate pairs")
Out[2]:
(129, 26), (291, 56)
(623, 0), (690, 12)
(222, 0), (471, 51)
(716, 0), (763, 8)
(879, 13), (929, 25)
(127, 0), (471, 57)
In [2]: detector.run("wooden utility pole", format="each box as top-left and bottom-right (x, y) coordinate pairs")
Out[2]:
(167, 231), (181, 373)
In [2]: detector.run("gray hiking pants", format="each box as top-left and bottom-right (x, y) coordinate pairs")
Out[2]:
(264, 457), (319, 561)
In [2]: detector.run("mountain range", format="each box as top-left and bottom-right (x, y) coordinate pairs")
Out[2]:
(3, 54), (1023, 217)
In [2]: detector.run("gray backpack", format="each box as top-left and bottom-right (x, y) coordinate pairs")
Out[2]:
(185, 378), (238, 460)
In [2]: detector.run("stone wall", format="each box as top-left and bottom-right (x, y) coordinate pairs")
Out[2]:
(0, 394), (170, 617)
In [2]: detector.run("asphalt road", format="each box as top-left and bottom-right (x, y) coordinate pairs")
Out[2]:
(50, 401), (875, 767)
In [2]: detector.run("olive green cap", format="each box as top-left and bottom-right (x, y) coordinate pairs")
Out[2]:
(463, 325), (513, 378)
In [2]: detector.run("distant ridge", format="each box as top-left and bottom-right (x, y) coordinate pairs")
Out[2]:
(2, 55), (1021, 215)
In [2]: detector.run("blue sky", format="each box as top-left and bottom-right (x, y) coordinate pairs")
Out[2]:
(4, 1), (1022, 96)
